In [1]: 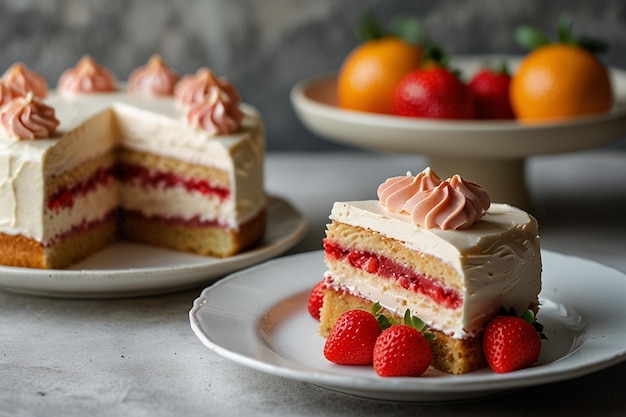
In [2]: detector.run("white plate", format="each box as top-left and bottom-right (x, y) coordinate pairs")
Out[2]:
(0, 196), (307, 298)
(290, 55), (626, 209)
(190, 250), (626, 402)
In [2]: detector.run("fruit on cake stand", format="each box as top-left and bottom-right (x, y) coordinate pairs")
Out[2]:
(292, 60), (626, 209)
(291, 16), (626, 210)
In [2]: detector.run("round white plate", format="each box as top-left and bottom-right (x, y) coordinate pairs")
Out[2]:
(190, 250), (626, 402)
(290, 55), (626, 158)
(0, 196), (307, 298)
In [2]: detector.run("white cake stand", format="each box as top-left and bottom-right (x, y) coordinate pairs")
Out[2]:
(290, 56), (626, 210)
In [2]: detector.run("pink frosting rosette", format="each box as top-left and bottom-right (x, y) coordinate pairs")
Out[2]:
(186, 88), (243, 135)
(378, 168), (491, 230)
(128, 54), (180, 96)
(377, 168), (442, 213)
(0, 82), (15, 107)
(173, 67), (240, 108)
(57, 55), (116, 94)
(1, 63), (48, 99)
(0, 93), (60, 140)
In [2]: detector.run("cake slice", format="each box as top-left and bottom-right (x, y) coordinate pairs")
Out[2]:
(319, 168), (542, 374)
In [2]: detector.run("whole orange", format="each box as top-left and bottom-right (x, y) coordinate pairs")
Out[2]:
(510, 43), (613, 122)
(337, 37), (423, 114)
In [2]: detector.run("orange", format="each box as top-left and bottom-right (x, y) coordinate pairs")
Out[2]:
(337, 37), (423, 114)
(510, 43), (613, 122)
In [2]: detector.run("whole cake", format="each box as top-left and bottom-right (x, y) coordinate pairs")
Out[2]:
(0, 55), (266, 269)
(318, 168), (542, 374)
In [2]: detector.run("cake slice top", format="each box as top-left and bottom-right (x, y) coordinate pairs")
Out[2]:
(0, 56), (265, 182)
(330, 200), (538, 259)
(330, 167), (539, 275)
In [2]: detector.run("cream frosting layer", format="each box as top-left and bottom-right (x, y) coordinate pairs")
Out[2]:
(324, 263), (463, 338)
(43, 180), (118, 246)
(0, 89), (265, 242)
(326, 200), (542, 339)
(120, 182), (237, 228)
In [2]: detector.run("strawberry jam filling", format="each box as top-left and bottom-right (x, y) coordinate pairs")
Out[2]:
(324, 240), (462, 310)
(47, 163), (231, 212)
(117, 163), (230, 201)
(47, 167), (115, 211)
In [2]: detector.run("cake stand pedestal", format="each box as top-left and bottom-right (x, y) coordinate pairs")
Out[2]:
(427, 156), (528, 209)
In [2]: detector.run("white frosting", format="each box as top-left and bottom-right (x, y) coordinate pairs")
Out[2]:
(120, 182), (236, 227)
(0, 89), (265, 243)
(44, 181), (118, 245)
(327, 201), (542, 339)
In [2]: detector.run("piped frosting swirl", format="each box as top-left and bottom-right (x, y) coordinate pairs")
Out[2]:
(0, 93), (60, 140)
(377, 167), (442, 213)
(173, 67), (240, 108)
(186, 88), (243, 135)
(128, 54), (180, 96)
(0, 82), (14, 107)
(1, 63), (48, 98)
(57, 55), (116, 94)
(174, 67), (243, 134)
(378, 168), (490, 230)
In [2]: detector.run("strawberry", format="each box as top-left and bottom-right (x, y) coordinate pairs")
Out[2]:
(482, 309), (544, 373)
(393, 67), (475, 119)
(323, 309), (382, 365)
(468, 64), (515, 119)
(307, 280), (325, 320)
(372, 310), (433, 377)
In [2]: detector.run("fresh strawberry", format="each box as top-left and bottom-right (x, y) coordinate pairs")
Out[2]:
(393, 67), (475, 119)
(307, 280), (325, 320)
(468, 64), (515, 119)
(323, 309), (382, 365)
(372, 310), (433, 377)
(482, 309), (544, 373)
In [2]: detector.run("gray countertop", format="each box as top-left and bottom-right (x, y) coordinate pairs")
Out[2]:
(2, 150), (625, 416)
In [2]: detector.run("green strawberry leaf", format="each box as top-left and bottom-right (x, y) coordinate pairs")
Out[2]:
(516, 14), (608, 54)
(422, 332), (436, 342)
(514, 25), (551, 51)
(496, 59), (511, 76)
(558, 15), (608, 53)
(521, 309), (535, 323)
(390, 17), (450, 70)
(498, 306), (548, 340)
(356, 12), (386, 41)
(391, 15), (427, 45)
(403, 308), (425, 330)
(371, 302), (394, 330)
(557, 15), (577, 45)
(371, 304), (436, 341)
(423, 43), (450, 68)
(402, 309), (435, 341)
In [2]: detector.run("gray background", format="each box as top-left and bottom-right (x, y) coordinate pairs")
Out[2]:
(1, 0), (625, 151)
